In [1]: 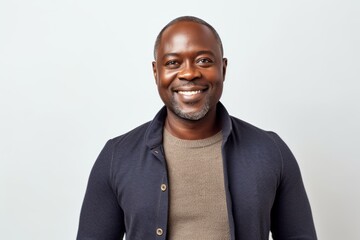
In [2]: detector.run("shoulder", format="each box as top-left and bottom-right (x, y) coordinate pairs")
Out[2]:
(229, 115), (280, 145)
(112, 121), (151, 142)
(228, 115), (292, 163)
(229, 116), (298, 174)
(107, 121), (152, 151)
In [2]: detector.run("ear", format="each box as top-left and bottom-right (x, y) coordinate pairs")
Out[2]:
(152, 61), (158, 84)
(222, 58), (228, 81)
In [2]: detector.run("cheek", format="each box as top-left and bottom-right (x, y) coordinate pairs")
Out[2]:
(208, 69), (224, 95)
(207, 69), (224, 84)
(158, 70), (178, 87)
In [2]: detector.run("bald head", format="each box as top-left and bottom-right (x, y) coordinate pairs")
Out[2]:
(153, 16), (224, 59)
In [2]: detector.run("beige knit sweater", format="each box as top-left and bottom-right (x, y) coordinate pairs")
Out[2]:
(163, 129), (230, 240)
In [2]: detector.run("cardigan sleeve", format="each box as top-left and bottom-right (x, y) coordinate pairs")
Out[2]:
(77, 140), (125, 240)
(268, 132), (317, 240)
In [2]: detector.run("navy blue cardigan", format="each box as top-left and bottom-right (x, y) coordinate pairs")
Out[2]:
(77, 103), (317, 240)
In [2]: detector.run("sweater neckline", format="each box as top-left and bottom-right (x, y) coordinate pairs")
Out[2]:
(163, 128), (223, 148)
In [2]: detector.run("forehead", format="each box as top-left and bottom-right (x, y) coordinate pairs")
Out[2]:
(157, 21), (221, 57)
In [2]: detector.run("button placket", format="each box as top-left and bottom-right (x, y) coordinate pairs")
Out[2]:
(152, 146), (168, 239)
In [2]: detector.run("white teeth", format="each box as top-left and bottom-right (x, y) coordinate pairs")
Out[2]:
(178, 90), (202, 96)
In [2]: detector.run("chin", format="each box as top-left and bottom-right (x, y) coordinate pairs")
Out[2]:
(174, 105), (210, 121)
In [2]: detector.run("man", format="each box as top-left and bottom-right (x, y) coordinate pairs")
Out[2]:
(77, 16), (317, 240)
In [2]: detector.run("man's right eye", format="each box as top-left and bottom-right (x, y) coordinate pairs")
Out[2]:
(165, 60), (179, 67)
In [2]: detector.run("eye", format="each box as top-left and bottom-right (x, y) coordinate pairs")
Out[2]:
(196, 58), (213, 66)
(165, 60), (180, 68)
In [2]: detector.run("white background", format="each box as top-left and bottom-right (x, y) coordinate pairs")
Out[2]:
(1, 0), (359, 239)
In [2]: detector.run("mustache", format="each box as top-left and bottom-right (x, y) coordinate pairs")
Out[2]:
(173, 82), (205, 88)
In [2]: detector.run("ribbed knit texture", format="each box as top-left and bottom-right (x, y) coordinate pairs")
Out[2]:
(163, 129), (230, 240)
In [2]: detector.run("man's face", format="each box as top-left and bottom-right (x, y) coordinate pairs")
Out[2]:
(152, 21), (227, 121)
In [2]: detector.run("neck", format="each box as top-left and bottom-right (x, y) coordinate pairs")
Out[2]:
(165, 108), (220, 140)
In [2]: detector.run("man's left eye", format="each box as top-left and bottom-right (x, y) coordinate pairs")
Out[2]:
(197, 58), (213, 64)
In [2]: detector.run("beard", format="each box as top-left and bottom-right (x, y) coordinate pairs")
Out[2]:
(170, 96), (210, 121)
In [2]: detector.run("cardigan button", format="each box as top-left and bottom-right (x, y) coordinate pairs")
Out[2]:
(156, 228), (163, 236)
(160, 184), (167, 192)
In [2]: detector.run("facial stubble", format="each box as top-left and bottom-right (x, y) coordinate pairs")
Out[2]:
(170, 94), (210, 121)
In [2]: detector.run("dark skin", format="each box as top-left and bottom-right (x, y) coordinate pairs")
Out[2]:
(152, 21), (227, 140)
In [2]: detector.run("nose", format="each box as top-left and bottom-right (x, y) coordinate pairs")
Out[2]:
(178, 62), (201, 81)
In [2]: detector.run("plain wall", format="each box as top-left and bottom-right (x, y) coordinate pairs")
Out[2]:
(1, 0), (359, 239)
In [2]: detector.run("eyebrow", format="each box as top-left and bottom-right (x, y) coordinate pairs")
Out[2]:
(161, 50), (216, 61)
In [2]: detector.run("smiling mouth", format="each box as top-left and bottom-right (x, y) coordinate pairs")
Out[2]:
(177, 90), (203, 96)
